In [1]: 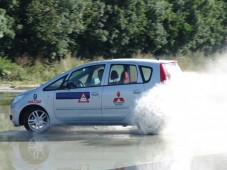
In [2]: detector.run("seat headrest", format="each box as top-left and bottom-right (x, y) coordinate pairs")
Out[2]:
(111, 70), (119, 80)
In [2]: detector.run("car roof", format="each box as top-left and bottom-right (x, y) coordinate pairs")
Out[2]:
(62, 58), (176, 77)
(86, 58), (177, 65)
(42, 58), (178, 87)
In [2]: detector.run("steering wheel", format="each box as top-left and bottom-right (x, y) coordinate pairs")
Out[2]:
(76, 80), (84, 87)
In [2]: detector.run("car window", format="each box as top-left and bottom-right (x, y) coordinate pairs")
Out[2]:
(139, 66), (153, 83)
(43, 75), (67, 91)
(108, 64), (138, 85)
(68, 65), (105, 88)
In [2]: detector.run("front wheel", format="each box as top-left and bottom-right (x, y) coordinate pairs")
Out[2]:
(24, 108), (50, 133)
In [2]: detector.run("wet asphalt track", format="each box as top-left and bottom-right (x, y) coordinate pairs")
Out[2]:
(1, 125), (227, 170)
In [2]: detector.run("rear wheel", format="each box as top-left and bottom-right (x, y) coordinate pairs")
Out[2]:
(24, 108), (50, 133)
(137, 117), (163, 135)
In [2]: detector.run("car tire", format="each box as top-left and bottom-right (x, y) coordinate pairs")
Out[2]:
(137, 117), (163, 135)
(24, 108), (50, 133)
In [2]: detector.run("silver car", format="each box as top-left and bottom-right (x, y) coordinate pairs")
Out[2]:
(10, 59), (181, 134)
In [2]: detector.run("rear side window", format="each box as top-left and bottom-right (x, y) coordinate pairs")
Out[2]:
(139, 66), (153, 83)
(108, 64), (138, 85)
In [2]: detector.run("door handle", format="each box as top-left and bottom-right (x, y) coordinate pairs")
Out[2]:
(133, 89), (141, 94)
(91, 92), (99, 96)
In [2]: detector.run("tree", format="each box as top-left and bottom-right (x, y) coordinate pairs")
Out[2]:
(191, 0), (226, 53)
(77, 0), (147, 58)
(1, 0), (92, 62)
(140, 0), (171, 55)
(24, 0), (92, 61)
(162, 0), (227, 55)
(0, 0), (226, 61)
(0, 0), (17, 57)
(0, 9), (7, 39)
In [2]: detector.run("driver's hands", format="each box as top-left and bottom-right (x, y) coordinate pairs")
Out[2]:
(76, 80), (84, 87)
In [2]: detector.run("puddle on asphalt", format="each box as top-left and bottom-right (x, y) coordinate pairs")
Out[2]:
(1, 127), (227, 170)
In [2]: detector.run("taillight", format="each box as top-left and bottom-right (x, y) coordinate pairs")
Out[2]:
(160, 64), (168, 82)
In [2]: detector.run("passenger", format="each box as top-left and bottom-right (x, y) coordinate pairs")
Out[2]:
(120, 71), (129, 84)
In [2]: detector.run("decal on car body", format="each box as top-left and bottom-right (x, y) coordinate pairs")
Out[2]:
(28, 94), (41, 104)
(78, 92), (89, 103)
(56, 92), (90, 100)
(113, 91), (124, 105)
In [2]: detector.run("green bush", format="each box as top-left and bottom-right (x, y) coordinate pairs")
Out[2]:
(0, 57), (8, 77)
(0, 56), (87, 84)
(0, 57), (26, 81)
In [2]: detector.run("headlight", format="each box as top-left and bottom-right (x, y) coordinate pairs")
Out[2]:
(12, 94), (25, 104)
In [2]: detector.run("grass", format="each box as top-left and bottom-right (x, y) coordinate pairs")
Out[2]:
(0, 56), (97, 86)
(0, 52), (222, 86)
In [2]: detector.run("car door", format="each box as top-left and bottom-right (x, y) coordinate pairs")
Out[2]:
(102, 64), (144, 123)
(53, 64), (105, 122)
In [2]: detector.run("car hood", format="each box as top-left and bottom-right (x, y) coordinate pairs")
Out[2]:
(16, 86), (40, 97)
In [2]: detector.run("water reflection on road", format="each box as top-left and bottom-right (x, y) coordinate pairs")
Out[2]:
(1, 126), (227, 170)
(0, 126), (166, 170)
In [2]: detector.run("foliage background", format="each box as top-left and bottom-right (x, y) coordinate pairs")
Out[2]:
(0, 0), (226, 83)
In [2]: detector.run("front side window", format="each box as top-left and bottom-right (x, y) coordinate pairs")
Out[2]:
(67, 65), (105, 88)
(44, 75), (67, 91)
(108, 64), (138, 85)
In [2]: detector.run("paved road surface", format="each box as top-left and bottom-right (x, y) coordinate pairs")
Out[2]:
(1, 125), (227, 170)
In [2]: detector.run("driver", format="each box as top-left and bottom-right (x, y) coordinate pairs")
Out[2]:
(98, 69), (104, 83)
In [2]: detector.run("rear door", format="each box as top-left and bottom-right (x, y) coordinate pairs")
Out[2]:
(102, 63), (144, 123)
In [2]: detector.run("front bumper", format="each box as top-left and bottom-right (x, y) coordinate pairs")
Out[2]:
(10, 105), (20, 126)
